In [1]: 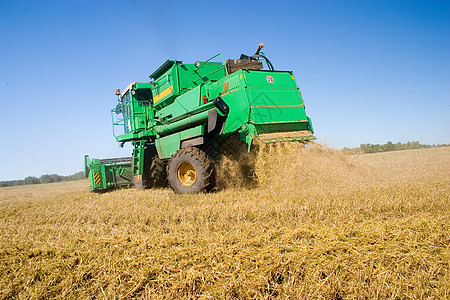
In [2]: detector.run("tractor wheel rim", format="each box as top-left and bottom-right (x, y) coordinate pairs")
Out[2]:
(177, 162), (196, 186)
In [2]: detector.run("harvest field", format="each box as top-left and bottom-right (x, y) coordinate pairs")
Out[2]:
(0, 145), (449, 299)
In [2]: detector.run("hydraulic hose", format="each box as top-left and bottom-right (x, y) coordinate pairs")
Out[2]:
(251, 53), (274, 71)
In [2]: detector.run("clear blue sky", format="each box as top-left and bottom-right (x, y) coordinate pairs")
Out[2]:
(0, 0), (449, 181)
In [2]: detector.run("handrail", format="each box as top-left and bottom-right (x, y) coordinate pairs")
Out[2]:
(182, 53), (227, 89)
(192, 66), (227, 83)
(111, 100), (150, 141)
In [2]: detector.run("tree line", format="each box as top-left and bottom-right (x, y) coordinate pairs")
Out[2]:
(342, 141), (449, 154)
(1, 141), (448, 187)
(0, 172), (85, 187)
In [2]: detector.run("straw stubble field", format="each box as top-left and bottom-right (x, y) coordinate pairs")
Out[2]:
(0, 145), (449, 299)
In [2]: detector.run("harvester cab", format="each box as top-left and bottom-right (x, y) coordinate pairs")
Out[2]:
(112, 82), (153, 138)
(87, 44), (315, 194)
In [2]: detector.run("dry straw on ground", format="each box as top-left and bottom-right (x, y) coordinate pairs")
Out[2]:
(0, 145), (449, 299)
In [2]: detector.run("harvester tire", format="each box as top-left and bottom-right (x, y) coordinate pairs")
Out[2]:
(167, 147), (215, 194)
(135, 155), (167, 189)
(148, 156), (167, 187)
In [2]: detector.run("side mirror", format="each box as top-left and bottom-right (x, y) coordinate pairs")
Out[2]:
(114, 105), (122, 114)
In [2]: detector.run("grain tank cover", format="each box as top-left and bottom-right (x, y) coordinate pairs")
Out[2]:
(150, 60), (180, 80)
(149, 59), (226, 106)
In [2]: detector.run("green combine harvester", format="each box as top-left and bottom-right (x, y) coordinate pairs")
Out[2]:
(85, 44), (315, 193)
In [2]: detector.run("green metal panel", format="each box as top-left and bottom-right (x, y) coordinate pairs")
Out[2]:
(243, 70), (298, 88)
(150, 60), (179, 80)
(151, 59), (226, 108)
(177, 63), (225, 91)
(116, 132), (138, 142)
(156, 133), (180, 159)
(248, 91), (307, 123)
(179, 125), (204, 141)
(244, 71), (311, 135)
(217, 70), (311, 135)
(220, 88), (251, 133)
(156, 85), (203, 121)
(155, 104), (214, 136)
(155, 125), (204, 159)
(203, 71), (250, 134)
(152, 69), (175, 105)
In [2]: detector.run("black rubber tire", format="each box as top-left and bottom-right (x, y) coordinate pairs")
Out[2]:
(167, 147), (215, 194)
(133, 145), (167, 189)
(148, 156), (167, 188)
(136, 156), (167, 189)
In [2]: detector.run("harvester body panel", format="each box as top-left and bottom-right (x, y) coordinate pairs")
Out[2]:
(202, 69), (314, 146)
